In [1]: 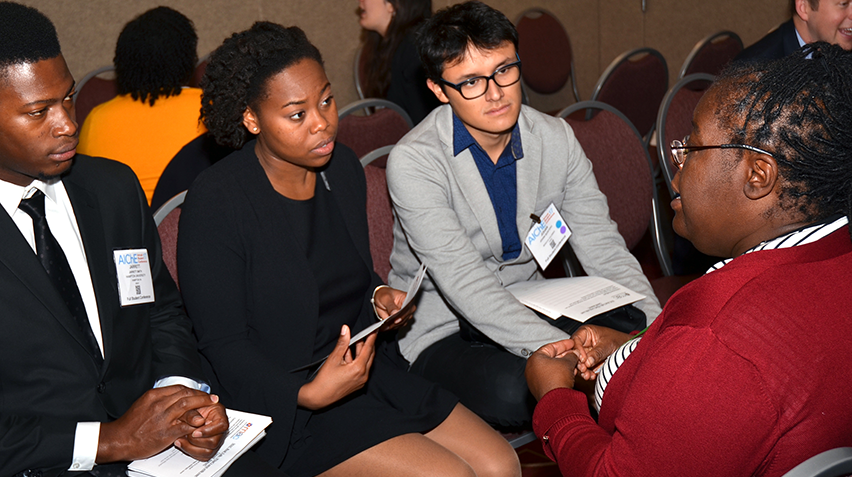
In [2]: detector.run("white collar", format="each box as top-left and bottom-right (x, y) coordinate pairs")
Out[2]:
(706, 215), (848, 273)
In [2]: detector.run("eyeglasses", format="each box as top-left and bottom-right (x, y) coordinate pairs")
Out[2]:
(439, 60), (522, 100)
(670, 136), (775, 168)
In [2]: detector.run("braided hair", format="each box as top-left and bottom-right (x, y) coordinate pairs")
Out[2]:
(200, 22), (323, 149)
(114, 6), (197, 106)
(710, 42), (852, 232)
(0, 2), (60, 78)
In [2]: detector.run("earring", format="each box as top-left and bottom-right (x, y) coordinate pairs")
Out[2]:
(253, 127), (258, 132)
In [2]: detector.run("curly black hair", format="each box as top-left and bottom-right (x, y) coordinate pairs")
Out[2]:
(200, 22), (323, 149)
(0, 2), (60, 78)
(711, 42), (852, 230)
(114, 6), (197, 106)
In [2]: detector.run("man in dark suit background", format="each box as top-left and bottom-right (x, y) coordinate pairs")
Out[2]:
(736, 0), (852, 61)
(0, 3), (231, 475)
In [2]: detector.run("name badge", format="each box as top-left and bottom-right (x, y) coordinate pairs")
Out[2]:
(113, 248), (156, 306)
(525, 203), (572, 270)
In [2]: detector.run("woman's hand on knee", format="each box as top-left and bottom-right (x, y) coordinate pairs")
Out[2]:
(297, 325), (377, 410)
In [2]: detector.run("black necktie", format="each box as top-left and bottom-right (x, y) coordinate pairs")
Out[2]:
(19, 190), (103, 365)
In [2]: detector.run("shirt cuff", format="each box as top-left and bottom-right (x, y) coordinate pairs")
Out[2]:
(154, 376), (211, 393)
(69, 421), (99, 471)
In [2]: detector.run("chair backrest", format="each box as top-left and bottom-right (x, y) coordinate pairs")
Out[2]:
(559, 100), (673, 276)
(590, 47), (668, 142)
(189, 52), (211, 88)
(338, 98), (413, 161)
(782, 447), (852, 477)
(678, 30), (743, 78)
(74, 65), (118, 126)
(154, 190), (187, 288)
(361, 145), (396, 282)
(655, 73), (715, 198)
(354, 43), (368, 100)
(515, 8), (580, 102)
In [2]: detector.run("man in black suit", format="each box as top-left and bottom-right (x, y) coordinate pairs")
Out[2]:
(736, 0), (852, 61)
(0, 3), (231, 475)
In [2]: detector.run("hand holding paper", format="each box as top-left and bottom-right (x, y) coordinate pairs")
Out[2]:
(371, 286), (415, 330)
(348, 263), (427, 345)
(297, 324), (377, 410)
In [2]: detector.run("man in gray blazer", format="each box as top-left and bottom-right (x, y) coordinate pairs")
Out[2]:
(386, 1), (661, 428)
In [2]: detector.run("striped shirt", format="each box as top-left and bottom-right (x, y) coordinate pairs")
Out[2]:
(593, 215), (848, 411)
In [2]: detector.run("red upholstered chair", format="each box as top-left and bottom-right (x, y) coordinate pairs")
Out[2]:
(678, 31), (743, 78)
(74, 65), (118, 127)
(515, 8), (580, 112)
(590, 48), (668, 145)
(153, 190), (187, 288)
(338, 98), (413, 162)
(360, 145), (395, 281)
(655, 73), (715, 198)
(559, 101), (699, 305)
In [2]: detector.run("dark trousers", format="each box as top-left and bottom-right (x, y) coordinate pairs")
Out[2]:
(409, 305), (646, 429)
(411, 332), (535, 429)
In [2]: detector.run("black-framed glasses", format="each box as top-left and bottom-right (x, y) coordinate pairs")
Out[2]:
(439, 60), (523, 100)
(670, 136), (775, 168)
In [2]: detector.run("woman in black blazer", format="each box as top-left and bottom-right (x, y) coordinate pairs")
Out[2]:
(177, 22), (520, 477)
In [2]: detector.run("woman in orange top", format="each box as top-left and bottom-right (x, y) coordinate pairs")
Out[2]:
(78, 6), (204, 204)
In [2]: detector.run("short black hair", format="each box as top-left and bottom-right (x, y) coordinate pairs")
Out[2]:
(114, 6), (198, 106)
(711, 42), (852, 229)
(0, 2), (61, 78)
(416, 1), (517, 82)
(200, 22), (323, 149)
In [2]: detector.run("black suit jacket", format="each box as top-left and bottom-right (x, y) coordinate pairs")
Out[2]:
(178, 142), (384, 468)
(0, 155), (204, 476)
(735, 18), (800, 62)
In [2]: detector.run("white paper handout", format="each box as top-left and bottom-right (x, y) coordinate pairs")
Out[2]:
(506, 276), (644, 321)
(127, 409), (272, 477)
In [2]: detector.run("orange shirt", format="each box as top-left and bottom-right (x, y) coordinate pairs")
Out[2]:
(78, 88), (206, 204)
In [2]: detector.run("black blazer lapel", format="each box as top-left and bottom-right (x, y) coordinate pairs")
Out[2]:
(63, 177), (116, 373)
(0, 204), (100, 370)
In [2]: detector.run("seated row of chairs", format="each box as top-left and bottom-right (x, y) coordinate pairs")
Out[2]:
(512, 7), (742, 147)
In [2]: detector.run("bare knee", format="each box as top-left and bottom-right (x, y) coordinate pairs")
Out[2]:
(472, 439), (521, 477)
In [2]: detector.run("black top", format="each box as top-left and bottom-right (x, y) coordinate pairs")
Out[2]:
(178, 142), (456, 475)
(385, 34), (442, 124)
(151, 132), (235, 212)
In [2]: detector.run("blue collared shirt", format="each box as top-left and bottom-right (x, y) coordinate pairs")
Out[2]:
(452, 113), (524, 260)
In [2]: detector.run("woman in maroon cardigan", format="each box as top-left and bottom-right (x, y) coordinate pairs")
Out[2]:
(525, 42), (852, 477)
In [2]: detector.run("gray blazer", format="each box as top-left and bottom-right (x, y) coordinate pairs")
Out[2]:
(387, 104), (661, 362)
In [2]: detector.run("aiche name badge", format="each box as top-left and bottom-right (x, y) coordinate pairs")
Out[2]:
(113, 248), (155, 306)
(525, 203), (571, 270)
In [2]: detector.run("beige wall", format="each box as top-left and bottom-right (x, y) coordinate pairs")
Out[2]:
(20, 0), (788, 112)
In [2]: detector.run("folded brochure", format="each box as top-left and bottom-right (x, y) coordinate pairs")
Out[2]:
(506, 276), (644, 321)
(127, 409), (271, 477)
